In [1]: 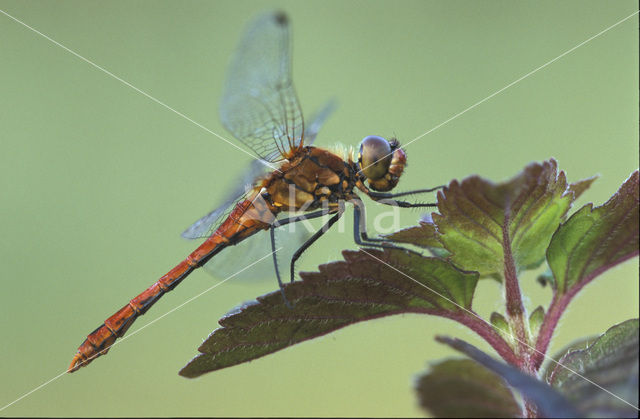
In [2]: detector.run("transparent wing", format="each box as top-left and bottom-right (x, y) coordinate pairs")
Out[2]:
(201, 220), (312, 282)
(220, 11), (304, 162)
(181, 159), (269, 240)
(184, 158), (313, 282)
(304, 99), (337, 146)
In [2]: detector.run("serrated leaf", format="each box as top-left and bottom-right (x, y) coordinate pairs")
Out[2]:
(415, 358), (520, 418)
(547, 319), (639, 417)
(384, 220), (444, 249)
(547, 171), (639, 295)
(385, 220), (450, 258)
(180, 249), (478, 378)
(542, 335), (597, 383)
(436, 336), (579, 418)
(433, 159), (579, 277)
(569, 176), (598, 200)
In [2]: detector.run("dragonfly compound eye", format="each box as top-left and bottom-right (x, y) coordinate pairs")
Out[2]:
(359, 135), (393, 181)
(359, 136), (406, 192)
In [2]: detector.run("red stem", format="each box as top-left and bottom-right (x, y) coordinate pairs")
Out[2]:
(532, 251), (639, 371)
(440, 309), (522, 368)
(532, 293), (566, 371)
(502, 213), (530, 362)
(503, 233), (525, 318)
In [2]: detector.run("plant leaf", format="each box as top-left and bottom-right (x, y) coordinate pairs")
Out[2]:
(433, 159), (582, 277)
(384, 220), (444, 249)
(490, 312), (513, 345)
(415, 358), (520, 418)
(568, 176), (598, 201)
(384, 219), (449, 259)
(180, 249), (478, 378)
(528, 305), (545, 340)
(546, 171), (639, 295)
(542, 335), (597, 383)
(546, 319), (639, 417)
(436, 336), (580, 418)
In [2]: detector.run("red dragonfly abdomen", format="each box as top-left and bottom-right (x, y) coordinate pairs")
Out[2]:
(68, 196), (275, 372)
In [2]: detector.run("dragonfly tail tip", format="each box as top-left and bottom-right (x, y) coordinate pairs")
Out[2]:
(67, 353), (84, 373)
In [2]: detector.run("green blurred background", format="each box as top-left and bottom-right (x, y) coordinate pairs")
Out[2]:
(1, 0), (637, 416)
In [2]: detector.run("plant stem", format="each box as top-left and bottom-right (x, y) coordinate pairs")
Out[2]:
(532, 289), (575, 371)
(442, 310), (522, 368)
(532, 251), (639, 371)
(524, 398), (538, 418)
(501, 214), (530, 361)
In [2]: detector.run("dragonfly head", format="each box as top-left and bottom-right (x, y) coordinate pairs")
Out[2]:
(357, 135), (406, 192)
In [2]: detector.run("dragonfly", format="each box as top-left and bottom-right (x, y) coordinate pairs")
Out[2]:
(68, 11), (441, 372)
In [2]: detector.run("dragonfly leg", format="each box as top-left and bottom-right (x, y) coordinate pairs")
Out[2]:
(270, 227), (292, 308)
(373, 199), (438, 208)
(368, 185), (445, 199)
(269, 208), (339, 307)
(368, 185), (442, 208)
(288, 209), (343, 285)
(352, 198), (421, 255)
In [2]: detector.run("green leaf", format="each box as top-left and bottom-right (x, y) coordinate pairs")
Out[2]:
(547, 319), (639, 417)
(180, 249), (478, 378)
(415, 359), (520, 418)
(433, 159), (583, 277)
(528, 306), (545, 339)
(547, 171), (639, 295)
(568, 176), (598, 201)
(542, 335), (597, 383)
(384, 219), (444, 249)
(490, 312), (513, 345)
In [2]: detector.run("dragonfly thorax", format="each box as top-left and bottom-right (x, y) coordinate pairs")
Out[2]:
(262, 146), (360, 212)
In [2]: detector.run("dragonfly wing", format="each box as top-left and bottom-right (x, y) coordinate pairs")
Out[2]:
(201, 221), (312, 282)
(181, 159), (269, 240)
(304, 99), (337, 146)
(181, 198), (237, 240)
(220, 12), (305, 163)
